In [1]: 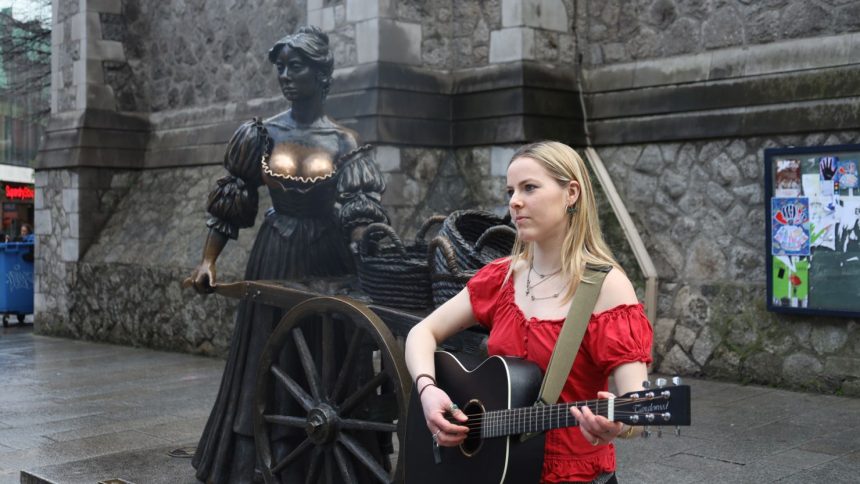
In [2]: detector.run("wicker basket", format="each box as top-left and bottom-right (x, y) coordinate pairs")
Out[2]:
(429, 225), (516, 307)
(356, 217), (444, 310)
(437, 210), (515, 271)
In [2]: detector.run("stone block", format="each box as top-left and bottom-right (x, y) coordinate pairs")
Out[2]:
(539, 0), (568, 32)
(490, 146), (516, 176)
(811, 325), (848, 355)
(674, 324), (697, 352)
(86, 82), (117, 111)
(86, 0), (122, 15)
(653, 317), (677, 354)
(782, 353), (823, 383)
(379, 19), (421, 65)
(307, 0), (324, 11)
(86, 59), (104, 84)
(61, 237), (81, 262)
(61, 188), (79, 213)
(356, 19), (379, 64)
(490, 27), (535, 63)
(85, 12), (103, 41)
(70, 12), (83, 41)
(321, 7), (335, 32)
(307, 9), (323, 30)
(824, 357), (860, 378)
(34, 209), (52, 236)
(87, 39), (125, 62)
(347, 0), (394, 22)
(375, 145), (401, 172)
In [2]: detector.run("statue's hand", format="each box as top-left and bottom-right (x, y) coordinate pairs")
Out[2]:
(188, 261), (217, 294)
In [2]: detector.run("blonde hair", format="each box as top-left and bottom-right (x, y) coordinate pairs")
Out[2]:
(506, 141), (620, 301)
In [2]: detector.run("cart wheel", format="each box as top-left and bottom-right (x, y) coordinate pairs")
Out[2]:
(254, 296), (410, 484)
(16, 314), (24, 324)
(2, 315), (7, 328)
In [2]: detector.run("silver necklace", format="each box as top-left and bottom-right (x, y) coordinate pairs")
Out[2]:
(526, 263), (562, 301)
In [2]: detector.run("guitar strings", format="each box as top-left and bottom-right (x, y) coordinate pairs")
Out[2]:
(439, 396), (665, 432)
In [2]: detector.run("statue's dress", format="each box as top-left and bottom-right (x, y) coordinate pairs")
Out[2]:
(192, 113), (388, 483)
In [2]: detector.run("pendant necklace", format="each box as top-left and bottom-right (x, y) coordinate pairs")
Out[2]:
(526, 263), (562, 301)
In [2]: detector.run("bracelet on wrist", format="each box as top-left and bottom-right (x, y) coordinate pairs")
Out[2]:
(418, 383), (438, 399)
(415, 373), (437, 386)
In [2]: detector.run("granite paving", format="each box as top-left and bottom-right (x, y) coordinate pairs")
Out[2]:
(2, 324), (859, 483)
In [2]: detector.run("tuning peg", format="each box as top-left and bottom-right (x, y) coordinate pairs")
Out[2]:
(672, 376), (682, 386)
(656, 377), (667, 387)
(642, 380), (651, 389)
(675, 426), (681, 437)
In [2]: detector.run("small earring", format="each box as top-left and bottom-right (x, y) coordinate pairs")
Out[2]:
(566, 205), (577, 214)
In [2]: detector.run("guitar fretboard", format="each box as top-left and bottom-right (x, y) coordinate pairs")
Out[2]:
(480, 400), (610, 438)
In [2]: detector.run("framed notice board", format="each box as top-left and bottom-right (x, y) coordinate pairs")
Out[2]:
(765, 144), (860, 317)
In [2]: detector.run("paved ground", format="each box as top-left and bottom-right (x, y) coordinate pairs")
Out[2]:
(1, 324), (859, 483)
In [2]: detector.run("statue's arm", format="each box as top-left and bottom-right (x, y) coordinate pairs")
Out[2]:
(186, 119), (269, 293)
(189, 229), (228, 294)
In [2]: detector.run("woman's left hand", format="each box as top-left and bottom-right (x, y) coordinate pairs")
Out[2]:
(569, 391), (624, 446)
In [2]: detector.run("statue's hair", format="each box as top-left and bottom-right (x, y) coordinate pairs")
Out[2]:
(268, 26), (334, 98)
(505, 141), (621, 301)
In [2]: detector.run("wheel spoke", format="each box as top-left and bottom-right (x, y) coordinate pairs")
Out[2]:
(325, 450), (335, 484)
(333, 443), (357, 484)
(321, 313), (335, 397)
(339, 371), (388, 416)
(292, 327), (323, 401)
(304, 447), (323, 484)
(271, 437), (313, 474)
(339, 418), (397, 433)
(263, 414), (307, 428)
(338, 432), (392, 484)
(271, 364), (314, 411)
(331, 327), (363, 402)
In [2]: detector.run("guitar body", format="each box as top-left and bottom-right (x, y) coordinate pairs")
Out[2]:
(404, 352), (547, 484)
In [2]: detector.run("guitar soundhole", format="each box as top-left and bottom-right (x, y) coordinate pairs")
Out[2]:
(459, 399), (484, 457)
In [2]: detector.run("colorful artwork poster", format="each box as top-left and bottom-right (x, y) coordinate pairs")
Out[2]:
(772, 256), (809, 308)
(836, 159), (859, 190)
(836, 196), (860, 253)
(820, 156), (838, 181)
(810, 196), (837, 250)
(775, 159), (802, 196)
(772, 197), (810, 256)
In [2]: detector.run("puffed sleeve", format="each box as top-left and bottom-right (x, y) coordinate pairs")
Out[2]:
(205, 119), (270, 239)
(334, 145), (389, 232)
(584, 303), (653, 377)
(466, 259), (510, 329)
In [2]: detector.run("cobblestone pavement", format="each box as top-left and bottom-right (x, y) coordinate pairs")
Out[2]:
(1, 324), (859, 483)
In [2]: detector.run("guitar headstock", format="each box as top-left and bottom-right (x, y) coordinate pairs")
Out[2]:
(616, 377), (690, 428)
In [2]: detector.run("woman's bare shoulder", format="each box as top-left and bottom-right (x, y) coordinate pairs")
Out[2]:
(593, 267), (638, 313)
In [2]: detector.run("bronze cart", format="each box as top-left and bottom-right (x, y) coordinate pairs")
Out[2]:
(210, 280), (486, 484)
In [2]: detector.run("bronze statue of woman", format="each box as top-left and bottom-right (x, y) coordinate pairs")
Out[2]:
(188, 26), (389, 483)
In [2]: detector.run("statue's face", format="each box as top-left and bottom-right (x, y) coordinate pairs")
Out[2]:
(276, 46), (319, 102)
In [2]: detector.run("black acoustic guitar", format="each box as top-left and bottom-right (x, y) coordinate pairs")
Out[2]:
(404, 351), (691, 484)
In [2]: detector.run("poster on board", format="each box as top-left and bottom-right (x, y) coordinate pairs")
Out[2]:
(765, 145), (860, 317)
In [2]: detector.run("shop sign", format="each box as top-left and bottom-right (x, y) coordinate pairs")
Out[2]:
(5, 185), (34, 201)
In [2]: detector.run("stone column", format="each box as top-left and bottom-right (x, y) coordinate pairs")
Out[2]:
(36, 0), (143, 333)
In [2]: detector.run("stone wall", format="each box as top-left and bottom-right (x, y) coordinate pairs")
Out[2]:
(118, 0), (304, 112)
(585, 0), (860, 65)
(596, 130), (860, 395)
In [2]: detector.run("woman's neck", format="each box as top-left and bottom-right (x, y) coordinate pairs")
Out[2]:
(289, 97), (325, 125)
(531, 241), (563, 274)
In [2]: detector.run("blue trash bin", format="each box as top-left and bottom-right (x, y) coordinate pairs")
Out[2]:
(0, 241), (34, 326)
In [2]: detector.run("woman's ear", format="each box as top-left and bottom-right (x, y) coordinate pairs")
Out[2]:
(568, 180), (581, 206)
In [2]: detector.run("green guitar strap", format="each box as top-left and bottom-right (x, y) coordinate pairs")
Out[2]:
(521, 264), (610, 442)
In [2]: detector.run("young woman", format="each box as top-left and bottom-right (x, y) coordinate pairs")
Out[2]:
(405, 141), (653, 483)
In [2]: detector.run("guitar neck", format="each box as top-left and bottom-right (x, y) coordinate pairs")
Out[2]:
(480, 400), (598, 439)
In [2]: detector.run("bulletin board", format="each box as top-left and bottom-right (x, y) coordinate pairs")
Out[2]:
(765, 144), (860, 318)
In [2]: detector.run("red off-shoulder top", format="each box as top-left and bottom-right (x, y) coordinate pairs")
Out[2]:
(467, 259), (653, 483)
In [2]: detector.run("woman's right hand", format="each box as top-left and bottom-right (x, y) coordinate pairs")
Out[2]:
(420, 384), (469, 447)
(188, 260), (217, 294)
